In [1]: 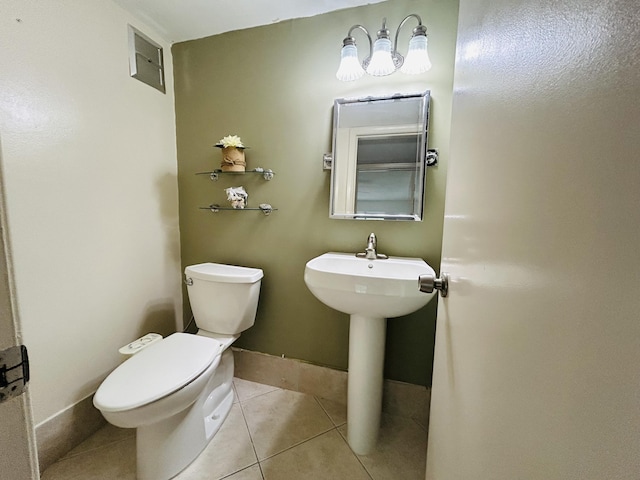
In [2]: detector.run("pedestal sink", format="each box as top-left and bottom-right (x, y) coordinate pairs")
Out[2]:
(304, 252), (436, 455)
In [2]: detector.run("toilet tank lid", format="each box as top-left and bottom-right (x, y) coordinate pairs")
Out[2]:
(94, 333), (222, 412)
(185, 263), (263, 284)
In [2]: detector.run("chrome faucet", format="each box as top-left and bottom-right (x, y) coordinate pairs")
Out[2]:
(365, 233), (377, 259)
(356, 233), (388, 260)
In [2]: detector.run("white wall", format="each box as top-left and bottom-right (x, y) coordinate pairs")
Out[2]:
(0, 1), (181, 425)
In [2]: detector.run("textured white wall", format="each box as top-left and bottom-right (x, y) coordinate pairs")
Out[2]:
(0, 1), (181, 424)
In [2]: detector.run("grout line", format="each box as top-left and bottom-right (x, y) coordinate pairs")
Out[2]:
(235, 382), (345, 475)
(336, 427), (375, 479)
(235, 396), (266, 479)
(233, 378), (282, 405)
(231, 379), (238, 399)
(237, 387), (282, 405)
(256, 426), (337, 463)
(236, 391), (262, 467)
(312, 395), (346, 428)
(58, 429), (135, 461)
(413, 416), (430, 434)
(257, 460), (266, 479)
(335, 427), (375, 480)
(218, 463), (262, 480)
(42, 434), (135, 478)
(313, 395), (374, 480)
(312, 396), (332, 419)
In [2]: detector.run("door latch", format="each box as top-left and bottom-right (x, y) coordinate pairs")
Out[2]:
(0, 345), (30, 403)
(418, 273), (449, 298)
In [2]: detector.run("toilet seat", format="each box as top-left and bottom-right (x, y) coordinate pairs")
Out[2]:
(94, 333), (223, 412)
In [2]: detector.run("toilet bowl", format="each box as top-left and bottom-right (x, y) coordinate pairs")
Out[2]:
(93, 262), (263, 480)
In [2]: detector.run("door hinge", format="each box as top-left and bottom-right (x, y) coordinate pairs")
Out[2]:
(0, 345), (29, 403)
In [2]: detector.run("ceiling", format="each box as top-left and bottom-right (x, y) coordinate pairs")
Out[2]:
(113, 0), (387, 43)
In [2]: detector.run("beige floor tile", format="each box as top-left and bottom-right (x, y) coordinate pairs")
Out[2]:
(261, 430), (371, 480)
(234, 377), (280, 403)
(241, 389), (334, 460)
(42, 378), (429, 480)
(175, 403), (258, 480)
(338, 413), (427, 480)
(382, 380), (431, 429)
(62, 423), (135, 459)
(225, 464), (264, 480)
(41, 436), (136, 480)
(315, 397), (347, 427)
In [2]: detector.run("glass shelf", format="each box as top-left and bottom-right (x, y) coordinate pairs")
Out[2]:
(196, 168), (275, 181)
(199, 204), (277, 216)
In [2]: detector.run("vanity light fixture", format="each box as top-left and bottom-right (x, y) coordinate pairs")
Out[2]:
(336, 14), (431, 82)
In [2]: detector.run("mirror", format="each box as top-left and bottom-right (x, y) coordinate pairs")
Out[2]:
(330, 91), (430, 221)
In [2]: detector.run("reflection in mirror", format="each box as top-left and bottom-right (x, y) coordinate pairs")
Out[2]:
(330, 92), (430, 221)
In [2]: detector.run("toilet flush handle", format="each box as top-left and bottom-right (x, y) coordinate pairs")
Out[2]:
(184, 277), (193, 286)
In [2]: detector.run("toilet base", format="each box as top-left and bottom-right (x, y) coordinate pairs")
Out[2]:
(136, 349), (234, 480)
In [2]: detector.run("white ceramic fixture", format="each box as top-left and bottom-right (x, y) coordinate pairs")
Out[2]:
(304, 252), (435, 454)
(94, 263), (263, 480)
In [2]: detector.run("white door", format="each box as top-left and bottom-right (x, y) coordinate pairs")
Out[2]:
(0, 140), (39, 478)
(426, 1), (640, 479)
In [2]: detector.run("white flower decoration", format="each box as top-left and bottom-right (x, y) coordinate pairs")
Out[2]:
(218, 135), (244, 148)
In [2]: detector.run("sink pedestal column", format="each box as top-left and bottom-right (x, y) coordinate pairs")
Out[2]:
(347, 314), (386, 455)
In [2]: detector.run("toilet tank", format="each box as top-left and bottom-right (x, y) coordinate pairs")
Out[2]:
(185, 263), (263, 335)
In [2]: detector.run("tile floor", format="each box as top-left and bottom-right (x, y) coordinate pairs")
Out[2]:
(41, 378), (428, 480)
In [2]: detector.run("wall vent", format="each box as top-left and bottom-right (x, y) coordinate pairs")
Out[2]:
(128, 25), (165, 93)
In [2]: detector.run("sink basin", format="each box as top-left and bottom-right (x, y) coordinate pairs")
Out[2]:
(304, 251), (437, 455)
(304, 252), (435, 318)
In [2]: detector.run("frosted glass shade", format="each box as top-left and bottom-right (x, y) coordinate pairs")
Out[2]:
(400, 35), (432, 74)
(336, 44), (365, 82)
(365, 38), (395, 76)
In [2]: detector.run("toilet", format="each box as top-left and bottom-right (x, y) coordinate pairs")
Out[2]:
(93, 262), (263, 480)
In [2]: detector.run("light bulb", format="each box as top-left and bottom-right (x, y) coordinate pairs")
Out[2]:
(366, 38), (396, 76)
(400, 35), (431, 74)
(336, 44), (365, 82)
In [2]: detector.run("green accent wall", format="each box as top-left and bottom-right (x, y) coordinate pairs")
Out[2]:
(173, 0), (459, 386)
